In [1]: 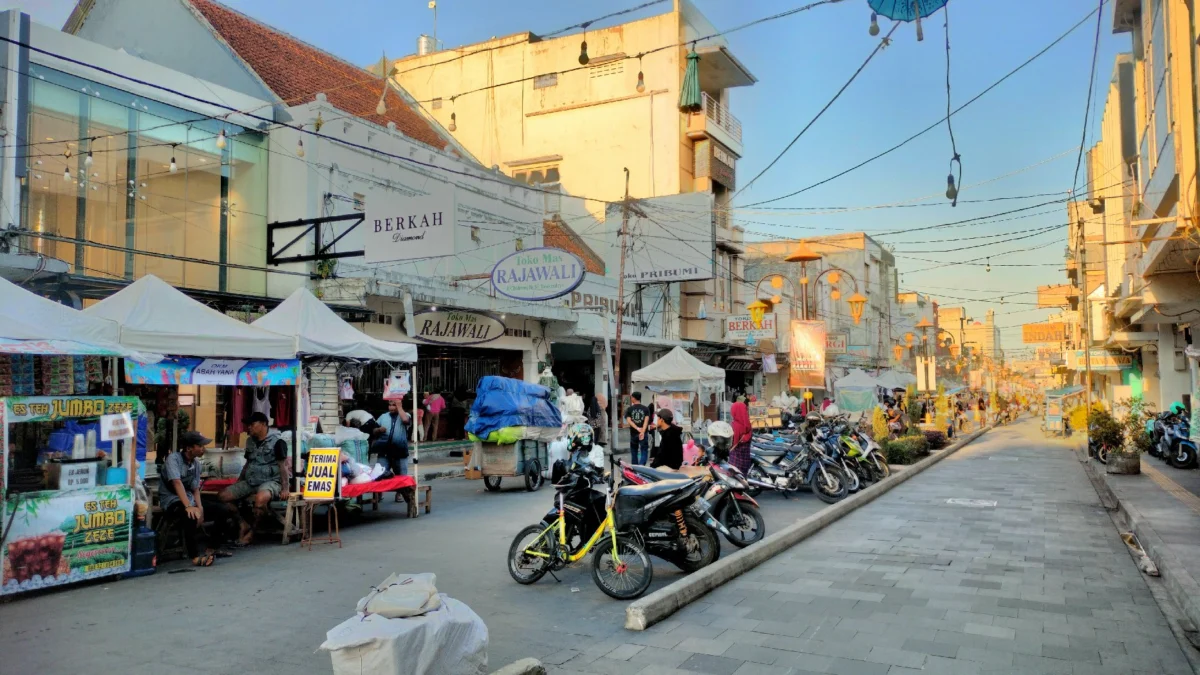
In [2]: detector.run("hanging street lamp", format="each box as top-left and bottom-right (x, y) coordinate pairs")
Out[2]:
(847, 292), (867, 325)
(747, 299), (770, 330)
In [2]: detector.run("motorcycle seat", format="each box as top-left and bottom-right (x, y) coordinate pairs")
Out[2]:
(752, 447), (790, 457)
(627, 465), (689, 481)
(617, 478), (697, 499)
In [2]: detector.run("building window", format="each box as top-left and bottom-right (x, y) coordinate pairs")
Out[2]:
(533, 73), (558, 89)
(22, 65), (268, 295)
(588, 61), (624, 79)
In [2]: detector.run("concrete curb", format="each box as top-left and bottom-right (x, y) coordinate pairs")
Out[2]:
(1082, 458), (1200, 638)
(421, 466), (465, 481)
(624, 427), (992, 631)
(490, 657), (545, 675)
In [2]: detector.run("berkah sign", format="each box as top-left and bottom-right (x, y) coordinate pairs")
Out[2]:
(408, 309), (505, 345)
(363, 186), (456, 264)
(491, 247), (585, 301)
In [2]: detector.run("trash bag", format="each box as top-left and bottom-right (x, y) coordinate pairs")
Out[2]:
(356, 573), (440, 619)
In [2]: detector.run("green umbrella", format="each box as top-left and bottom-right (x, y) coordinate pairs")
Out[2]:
(678, 50), (702, 113)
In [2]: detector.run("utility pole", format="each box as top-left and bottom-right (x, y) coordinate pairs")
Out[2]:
(1079, 222), (1094, 414)
(613, 168), (631, 407)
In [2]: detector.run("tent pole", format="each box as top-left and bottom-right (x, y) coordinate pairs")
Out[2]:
(293, 362), (302, 493)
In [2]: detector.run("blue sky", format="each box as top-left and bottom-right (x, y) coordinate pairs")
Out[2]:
(17, 0), (1128, 351)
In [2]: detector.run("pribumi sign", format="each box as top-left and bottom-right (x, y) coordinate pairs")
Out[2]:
(491, 247), (585, 301)
(363, 186), (456, 264)
(408, 309), (506, 345)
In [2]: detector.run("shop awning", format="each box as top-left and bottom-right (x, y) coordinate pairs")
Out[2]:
(252, 288), (417, 362)
(125, 356), (300, 386)
(83, 275), (296, 359)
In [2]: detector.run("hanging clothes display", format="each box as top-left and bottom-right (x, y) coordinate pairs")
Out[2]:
(270, 387), (293, 428)
(252, 386), (272, 421)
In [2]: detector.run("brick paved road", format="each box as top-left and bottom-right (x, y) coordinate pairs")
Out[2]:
(555, 420), (1194, 675)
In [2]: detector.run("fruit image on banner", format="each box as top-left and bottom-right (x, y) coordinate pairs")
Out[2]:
(2, 487), (133, 595)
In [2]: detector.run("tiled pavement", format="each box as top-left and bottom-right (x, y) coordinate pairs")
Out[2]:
(550, 420), (1194, 675)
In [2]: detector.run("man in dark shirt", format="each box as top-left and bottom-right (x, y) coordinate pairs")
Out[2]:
(624, 392), (653, 465)
(650, 409), (684, 470)
(161, 431), (237, 565)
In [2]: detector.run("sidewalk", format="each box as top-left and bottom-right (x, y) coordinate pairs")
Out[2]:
(565, 421), (1193, 675)
(1086, 452), (1200, 649)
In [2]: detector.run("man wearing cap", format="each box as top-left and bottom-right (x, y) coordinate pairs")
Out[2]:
(650, 408), (684, 470)
(219, 412), (291, 544)
(161, 431), (238, 566)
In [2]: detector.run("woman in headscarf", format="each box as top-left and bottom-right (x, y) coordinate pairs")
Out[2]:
(729, 401), (753, 474)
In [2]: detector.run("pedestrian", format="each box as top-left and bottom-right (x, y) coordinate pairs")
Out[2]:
(218, 412), (290, 545)
(650, 408), (683, 470)
(729, 401), (753, 474)
(423, 391), (445, 442)
(372, 399), (411, 477)
(592, 393), (609, 446)
(976, 396), (986, 430)
(625, 392), (652, 464)
(161, 431), (238, 566)
(820, 397), (832, 412)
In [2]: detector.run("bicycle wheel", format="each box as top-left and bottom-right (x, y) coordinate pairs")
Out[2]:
(591, 533), (653, 600)
(508, 523), (553, 584)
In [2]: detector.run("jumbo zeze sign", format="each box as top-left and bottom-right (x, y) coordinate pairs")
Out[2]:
(408, 309), (505, 345)
(364, 186), (456, 264)
(491, 247), (585, 301)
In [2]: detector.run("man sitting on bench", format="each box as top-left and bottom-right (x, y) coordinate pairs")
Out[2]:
(161, 431), (238, 566)
(219, 412), (291, 544)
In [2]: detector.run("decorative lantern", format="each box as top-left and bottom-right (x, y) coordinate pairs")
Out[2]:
(847, 292), (867, 325)
(892, 344), (903, 361)
(905, 332), (914, 347)
(830, 288), (841, 300)
(747, 300), (769, 329)
(771, 294), (783, 304)
(803, 390), (813, 400)
(770, 276), (784, 289)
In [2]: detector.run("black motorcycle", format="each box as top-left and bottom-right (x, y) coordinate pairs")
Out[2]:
(747, 437), (849, 504)
(541, 453), (724, 573)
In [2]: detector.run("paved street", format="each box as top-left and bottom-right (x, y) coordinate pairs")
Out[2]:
(574, 420), (1194, 675)
(0, 460), (826, 675)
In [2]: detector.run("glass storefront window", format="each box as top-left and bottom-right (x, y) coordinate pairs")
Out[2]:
(21, 65), (268, 295)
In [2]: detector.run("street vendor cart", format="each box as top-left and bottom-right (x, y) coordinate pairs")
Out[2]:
(465, 376), (561, 492)
(1043, 385), (1085, 437)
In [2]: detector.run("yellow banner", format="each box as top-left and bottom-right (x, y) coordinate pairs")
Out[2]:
(303, 448), (341, 501)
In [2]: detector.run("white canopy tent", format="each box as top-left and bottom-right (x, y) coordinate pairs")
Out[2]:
(0, 276), (160, 359)
(832, 368), (881, 413)
(876, 370), (917, 391)
(83, 275), (295, 359)
(252, 288), (417, 362)
(630, 346), (725, 395)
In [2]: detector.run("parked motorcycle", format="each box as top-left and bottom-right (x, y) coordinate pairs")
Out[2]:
(1164, 417), (1196, 469)
(747, 417), (849, 504)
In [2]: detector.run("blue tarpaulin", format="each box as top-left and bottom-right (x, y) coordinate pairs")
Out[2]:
(465, 376), (562, 439)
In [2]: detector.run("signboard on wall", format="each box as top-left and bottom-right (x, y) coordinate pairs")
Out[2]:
(1066, 349), (1134, 371)
(604, 192), (715, 283)
(1022, 322), (1067, 344)
(407, 309), (505, 345)
(788, 321), (825, 389)
(491, 247), (585, 301)
(825, 332), (847, 354)
(363, 186), (456, 264)
(725, 314), (777, 341)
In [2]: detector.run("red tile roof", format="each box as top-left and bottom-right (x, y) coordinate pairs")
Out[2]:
(543, 218), (606, 275)
(187, 0), (447, 150)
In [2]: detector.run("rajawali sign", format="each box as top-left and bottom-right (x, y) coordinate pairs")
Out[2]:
(1022, 322), (1067, 344)
(363, 186), (456, 264)
(491, 247), (585, 301)
(408, 309), (505, 345)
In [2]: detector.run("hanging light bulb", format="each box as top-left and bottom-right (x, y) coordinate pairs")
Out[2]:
(578, 39), (589, 65)
(376, 94), (387, 116)
(448, 112), (457, 132)
(869, 12), (880, 36)
(169, 153), (177, 174)
(216, 128), (227, 150)
(636, 70), (645, 93)
(84, 150), (93, 167)
(831, 288), (841, 300)
(63, 167), (71, 181)
(985, 258), (992, 273)
(945, 173), (958, 201)
(128, 191), (134, 198)
(296, 136), (305, 158)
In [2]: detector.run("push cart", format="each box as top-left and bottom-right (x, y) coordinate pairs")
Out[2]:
(468, 438), (549, 492)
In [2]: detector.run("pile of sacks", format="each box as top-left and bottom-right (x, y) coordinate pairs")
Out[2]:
(320, 573), (488, 675)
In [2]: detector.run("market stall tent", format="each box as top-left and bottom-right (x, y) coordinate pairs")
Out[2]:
(832, 369), (881, 413)
(82, 275), (295, 359)
(251, 288), (418, 362)
(875, 370), (917, 391)
(631, 346), (725, 395)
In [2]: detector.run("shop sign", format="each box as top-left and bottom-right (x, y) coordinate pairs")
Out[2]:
(762, 354), (778, 374)
(825, 333), (847, 355)
(788, 321), (825, 389)
(303, 448), (341, 501)
(847, 345), (871, 359)
(2, 487), (133, 595)
(408, 309), (504, 345)
(5, 396), (140, 423)
(603, 192), (715, 283)
(1022, 322), (1067, 344)
(1066, 349), (1133, 371)
(99, 412), (134, 442)
(491, 247), (585, 301)
(125, 357), (300, 386)
(725, 314), (777, 340)
(723, 356), (762, 372)
(363, 186), (456, 264)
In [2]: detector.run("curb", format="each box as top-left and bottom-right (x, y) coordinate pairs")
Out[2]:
(490, 658), (545, 675)
(1081, 458), (1200, 640)
(625, 426), (992, 631)
(421, 466), (465, 481)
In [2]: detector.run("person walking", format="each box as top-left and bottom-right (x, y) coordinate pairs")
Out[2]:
(650, 409), (684, 470)
(729, 401), (753, 474)
(423, 392), (445, 442)
(625, 392), (652, 465)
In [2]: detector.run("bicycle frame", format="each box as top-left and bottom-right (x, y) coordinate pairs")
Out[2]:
(524, 490), (624, 565)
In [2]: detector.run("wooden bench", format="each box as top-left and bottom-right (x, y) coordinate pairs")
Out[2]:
(366, 484), (432, 516)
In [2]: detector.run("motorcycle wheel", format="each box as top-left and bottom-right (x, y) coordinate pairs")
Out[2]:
(1170, 444), (1196, 470)
(870, 455), (891, 481)
(1095, 445), (1108, 464)
(591, 534), (654, 600)
(666, 513), (721, 573)
(745, 465), (766, 498)
(483, 476), (503, 492)
(720, 502), (765, 548)
(840, 460), (861, 493)
(814, 464), (848, 504)
(507, 523), (552, 585)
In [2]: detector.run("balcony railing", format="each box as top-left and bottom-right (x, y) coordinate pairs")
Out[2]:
(701, 92), (742, 143)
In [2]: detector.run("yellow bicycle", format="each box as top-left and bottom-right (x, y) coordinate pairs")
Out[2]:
(507, 470), (653, 600)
